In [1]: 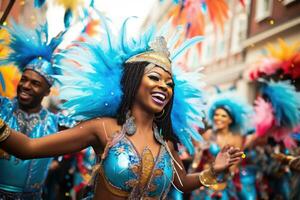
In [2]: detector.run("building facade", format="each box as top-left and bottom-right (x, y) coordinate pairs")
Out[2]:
(142, 0), (300, 102)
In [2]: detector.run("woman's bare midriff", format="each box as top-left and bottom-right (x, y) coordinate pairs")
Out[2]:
(93, 176), (127, 200)
(93, 176), (160, 200)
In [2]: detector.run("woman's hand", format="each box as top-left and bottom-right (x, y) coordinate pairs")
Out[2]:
(290, 157), (300, 171)
(272, 153), (300, 172)
(213, 145), (243, 173)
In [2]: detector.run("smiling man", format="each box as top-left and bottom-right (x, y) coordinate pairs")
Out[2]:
(0, 23), (75, 200)
(17, 69), (51, 115)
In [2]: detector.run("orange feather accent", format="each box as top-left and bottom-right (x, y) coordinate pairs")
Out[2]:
(0, 66), (20, 99)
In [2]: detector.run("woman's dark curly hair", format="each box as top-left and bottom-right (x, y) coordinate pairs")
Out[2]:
(116, 61), (178, 143)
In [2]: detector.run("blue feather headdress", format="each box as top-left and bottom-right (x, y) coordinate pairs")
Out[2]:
(54, 16), (205, 154)
(260, 80), (300, 129)
(207, 92), (253, 134)
(0, 22), (65, 86)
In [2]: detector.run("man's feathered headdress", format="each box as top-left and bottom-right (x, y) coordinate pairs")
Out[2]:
(0, 22), (65, 86)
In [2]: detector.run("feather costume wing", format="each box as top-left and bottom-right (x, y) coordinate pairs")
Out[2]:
(258, 80), (300, 144)
(254, 97), (275, 137)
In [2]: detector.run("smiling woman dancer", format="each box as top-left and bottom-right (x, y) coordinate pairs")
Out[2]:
(191, 92), (256, 200)
(0, 17), (243, 199)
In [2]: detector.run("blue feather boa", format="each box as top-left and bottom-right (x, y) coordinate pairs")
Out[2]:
(261, 80), (300, 129)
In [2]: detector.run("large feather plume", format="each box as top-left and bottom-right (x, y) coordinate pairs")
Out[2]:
(258, 80), (300, 144)
(246, 38), (300, 80)
(254, 97), (275, 137)
(172, 66), (205, 154)
(0, 22), (64, 72)
(0, 66), (20, 99)
(0, 29), (20, 99)
(261, 80), (300, 129)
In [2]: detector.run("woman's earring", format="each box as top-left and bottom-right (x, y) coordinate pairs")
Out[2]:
(124, 111), (136, 136)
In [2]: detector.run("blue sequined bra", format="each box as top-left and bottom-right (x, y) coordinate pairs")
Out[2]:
(98, 125), (174, 199)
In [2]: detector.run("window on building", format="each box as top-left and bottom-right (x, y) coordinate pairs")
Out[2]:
(255, 0), (273, 22)
(217, 24), (229, 59)
(202, 25), (214, 65)
(217, 39), (226, 58)
(202, 36), (213, 65)
(231, 14), (247, 54)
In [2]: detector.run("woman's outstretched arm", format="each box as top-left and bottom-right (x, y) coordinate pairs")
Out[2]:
(0, 118), (109, 159)
(168, 142), (243, 193)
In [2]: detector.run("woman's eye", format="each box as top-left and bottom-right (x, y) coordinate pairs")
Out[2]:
(148, 75), (159, 81)
(166, 82), (174, 88)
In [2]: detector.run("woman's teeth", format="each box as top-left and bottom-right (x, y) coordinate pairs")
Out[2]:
(152, 93), (166, 105)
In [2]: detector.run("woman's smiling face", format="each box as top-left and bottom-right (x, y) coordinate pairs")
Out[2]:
(134, 65), (174, 114)
(213, 108), (233, 131)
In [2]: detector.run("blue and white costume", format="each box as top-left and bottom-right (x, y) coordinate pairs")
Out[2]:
(0, 97), (75, 198)
(98, 125), (173, 198)
(0, 22), (75, 199)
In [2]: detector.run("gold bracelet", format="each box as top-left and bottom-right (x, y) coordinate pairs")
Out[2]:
(0, 125), (11, 143)
(272, 153), (295, 164)
(198, 168), (218, 187)
(0, 119), (5, 128)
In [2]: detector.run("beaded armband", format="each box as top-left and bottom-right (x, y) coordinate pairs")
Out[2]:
(0, 119), (11, 142)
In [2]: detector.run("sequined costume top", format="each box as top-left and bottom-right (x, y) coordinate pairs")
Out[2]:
(0, 97), (76, 193)
(98, 125), (174, 199)
(192, 132), (257, 200)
